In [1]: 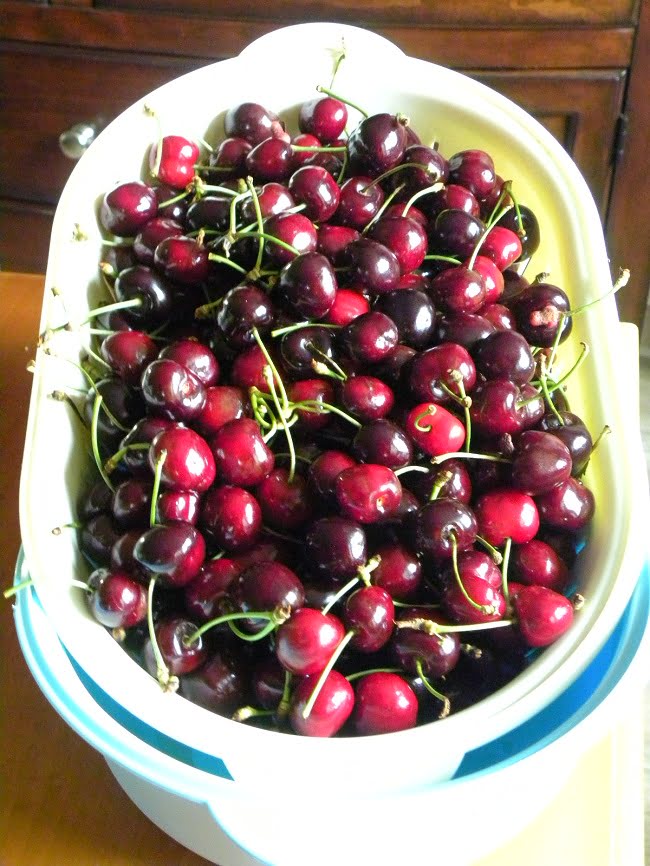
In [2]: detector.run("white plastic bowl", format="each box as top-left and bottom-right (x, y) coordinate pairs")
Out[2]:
(19, 23), (650, 797)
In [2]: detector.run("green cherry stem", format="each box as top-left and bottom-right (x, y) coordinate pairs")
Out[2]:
(246, 176), (266, 274)
(185, 607), (291, 646)
(321, 576), (360, 615)
(401, 181), (446, 216)
(270, 321), (342, 339)
(450, 532), (494, 615)
(292, 399), (362, 428)
(264, 365), (297, 482)
(103, 442), (150, 475)
(430, 451), (510, 466)
(362, 182), (406, 234)
(394, 464), (431, 476)
(91, 393), (115, 492)
(428, 469), (453, 501)
(149, 448), (167, 527)
(475, 535), (504, 565)
(415, 658), (451, 718)
(345, 666), (402, 683)
(501, 537), (512, 608)
(147, 576), (179, 693)
(315, 84), (368, 118)
(301, 630), (356, 720)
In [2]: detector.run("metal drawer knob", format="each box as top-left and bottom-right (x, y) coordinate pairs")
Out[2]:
(58, 121), (101, 159)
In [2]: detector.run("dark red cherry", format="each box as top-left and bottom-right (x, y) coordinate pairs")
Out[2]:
(134, 522), (206, 587)
(352, 419), (413, 469)
(224, 102), (284, 146)
(480, 302), (517, 331)
(280, 325), (334, 377)
(180, 646), (250, 716)
(133, 216), (184, 266)
(84, 377), (145, 451)
(407, 342), (477, 405)
(374, 289), (436, 349)
(513, 585), (574, 647)
(288, 165), (340, 223)
(396, 144), (448, 195)
(216, 283), (276, 349)
(100, 180), (158, 237)
(241, 182), (295, 222)
(441, 554), (507, 624)
(473, 329), (535, 385)
(299, 96), (348, 142)
(289, 670), (355, 737)
(474, 487), (540, 546)
(448, 149), (496, 199)
(208, 136), (252, 178)
(200, 485), (262, 551)
(345, 585), (395, 652)
(114, 265), (174, 326)
(149, 424), (215, 492)
(340, 375), (394, 421)
(288, 378), (336, 431)
(141, 358), (206, 422)
(195, 385), (247, 437)
(511, 430), (572, 495)
(145, 616), (207, 676)
(255, 467), (314, 531)
(369, 216), (428, 273)
(232, 561), (305, 632)
(118, 417), (173, 475)
(535, 477), (595, 531)
(307, 450), (357, 503)
(112, 477), (152, 528)
(277, 251), (337, 320)
(435, 311), (496, 348)
(149, 135), (199, 190)
(429, 209), (485, 259)
(275, 608), (345, 675)
(392, 611), (461, 678)
(372, 542), (422, 600)
(465, 254), (504, 304)
(244, 136), (291, 182)
(410, 499), (478, 560)
(100, 330), (158, 386)
(88, 568), (147, 629)
(509, 282), (573, 347)
(159, 338), (219, 387)
(80, 513), (122, 567)
(347, 112), (409, 175)
(184, 558), (239, 622)
(154, 183), (189, 223)
(154, 235), (209, 285)
(335, 176), (385, 231)
(352, 672), (418, 734)
(429, 265), (487, 315)
(264, 212), (318, 265)
(211, 417), (274, 487)
(510, 539), (570, 592)
(304, 516), (368, 582)
(497, 204), (540, 259)
(158, 489), (200, 525)
(344, 238), (401, 295)
(538, 411), (593, 476)
(335, 463), (402, 524)
(469, 378), (525, 436)
(340, 311), (399, 363)
(420, 183), (479, 220)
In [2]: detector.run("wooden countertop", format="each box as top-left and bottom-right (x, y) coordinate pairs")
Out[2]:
(0, 272), (645, 866)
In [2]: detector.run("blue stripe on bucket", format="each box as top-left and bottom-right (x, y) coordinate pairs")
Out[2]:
(63, 649), (235, 781)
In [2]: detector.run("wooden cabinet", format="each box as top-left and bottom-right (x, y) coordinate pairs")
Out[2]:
(1, 1), (648, 328)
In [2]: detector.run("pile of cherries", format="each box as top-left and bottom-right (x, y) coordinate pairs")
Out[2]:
(69, 90), (597, 738)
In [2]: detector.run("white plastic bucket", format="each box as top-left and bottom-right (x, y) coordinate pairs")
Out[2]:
(13, 550), (650, 865)
(18, 22), (650, 797)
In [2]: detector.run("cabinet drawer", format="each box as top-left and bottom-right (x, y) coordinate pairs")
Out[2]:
(0, 45), (201, 205)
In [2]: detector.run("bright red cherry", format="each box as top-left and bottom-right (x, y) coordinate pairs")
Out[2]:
(352, 672), (418, 735)
(474, 487), (540, 546)
(405, 402), (466, 457)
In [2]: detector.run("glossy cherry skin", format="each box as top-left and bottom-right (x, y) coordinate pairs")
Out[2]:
(149, 424), (216, 492)
(395, 144), (448, 196)
(154, 235), (209, 285)
(510, 539), (569, 591)
(114, 265), (174, 327)
(448, 149), (496, 199)
(405, 402), (466, 457)
(211, 417), (274, 487)
(465, 254), (504, 304)
(407, 342), (477, 405)
(208, 136), (252, 178)
(159, 338), (219, 387)
(288, 378), (336, 431)
(352, 672), (418, 735)
(509, 282), (573, 347)
(231, 561), (305, 632)
(335, 176), (385, 231)
(344, 238), (401, 295)
(409, 499), (478, 561)
(276, 251), (337, 320)
(512, 585), (574, 647)
(392, 612), (461, 678)
(100, 181), (158, 236)
(344, 585), (395, 652)
(289, 670), (355, 737)
(264, 212), (318, 265)
(140, 358), (206, 422)
(200, 485), (262, 552)
(535, 477), (595, 531)
(428, 209), (484, 259)
(369, 215), (428, 273)
(195, 386), (247, 438)
(145, 616), (207, 676)
(255, 467), (314, 530)
(511, 430), (572, 495)
(304, 516), (368, 582)
(472, 329), (535, 385)
(241, 182), (295, 222)
(275, 608), (345, 675)
(325, 288), (370, 326)
(374, 289), (436, 349)
(133, 217), (184, 265)
(340, 375), (394, 421)
(429, 266), (487, 315)
(441, 561), (507, 625)
(347, 112), (409, 174)
(84, 377), (145, 452)
(280, 325), (335, 378)
(224, 102), (284, 145)
(288, 165), (341, 223)
(133, 522), (206, 587)
(538, 411), (593, 476)
(340, 311), (399, 364)
(479, 225), (523, 271)
(371, 543), (422, 600)
(299, 95), (348, 142)
(111, 477), (152, 528)
(335, 463), (402, 524)
(406, 458), (473, 505)
(474, 487), (540, 546)
(245, 136), (293, 182)
(158, 489), (201, 525)
(149, 135), (199, 189)
(216, 284), (276, 349)
(184, 558), (239, 622)
(117, 416), (174, 475)
(88, 568), (148, 629)
(469, 378), (525, 436)
(100, 330), (159, 386)
(307, 451), (357, 504)
(180, 646), (250, 716)
(351, 419), (413, 469)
